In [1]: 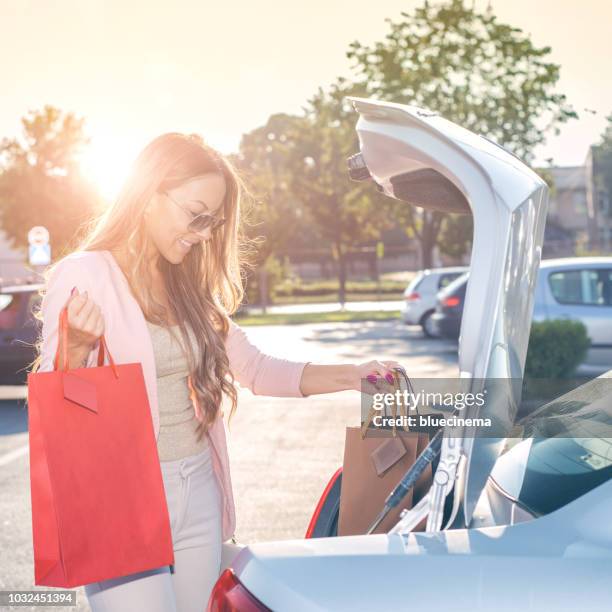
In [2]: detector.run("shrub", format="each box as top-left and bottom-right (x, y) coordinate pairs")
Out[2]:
(525, 319), (591, 378)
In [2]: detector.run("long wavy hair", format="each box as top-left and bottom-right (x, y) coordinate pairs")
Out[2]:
(30, 133), (257, 438)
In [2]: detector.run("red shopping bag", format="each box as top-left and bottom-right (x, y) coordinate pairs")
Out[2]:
(27, 305), (174, 587)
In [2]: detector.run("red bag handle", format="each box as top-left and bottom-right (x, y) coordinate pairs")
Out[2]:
(53, 304), (119, 378)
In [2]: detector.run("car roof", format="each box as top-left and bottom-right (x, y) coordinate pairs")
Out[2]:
(421, 266), (468, 276)
(539, 257), (612, 269)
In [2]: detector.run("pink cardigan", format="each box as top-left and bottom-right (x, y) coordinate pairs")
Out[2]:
(37, 249), (310, 541)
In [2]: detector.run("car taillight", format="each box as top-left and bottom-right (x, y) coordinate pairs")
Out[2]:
(207, 569), (271, 612)
(404, 291), (420, 302)
(443, 296), (461, 308)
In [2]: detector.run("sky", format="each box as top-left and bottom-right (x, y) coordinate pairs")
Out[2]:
(1, 0), (611, 200)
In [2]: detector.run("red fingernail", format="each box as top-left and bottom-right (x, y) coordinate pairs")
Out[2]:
(367, 375), (377, 384)
(385, 373), (394, 384)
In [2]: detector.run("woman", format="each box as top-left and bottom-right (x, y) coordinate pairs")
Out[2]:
(32, 133), (403, 612)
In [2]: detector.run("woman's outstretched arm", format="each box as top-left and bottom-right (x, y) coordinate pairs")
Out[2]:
(298, 360), (402, 397)
(224, 318), (403, 398)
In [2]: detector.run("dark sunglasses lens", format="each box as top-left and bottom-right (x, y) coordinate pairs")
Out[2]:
(189, 215), (225, 232)
(190, 217), (210, 232)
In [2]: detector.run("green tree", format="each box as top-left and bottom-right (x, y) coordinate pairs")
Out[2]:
(345, 0), (577, 267)
(438, 213), (473, 260)
(233, 113), (310, 306)
(289, 80), (393, 305)
(0, 105), (101, 260)
(235, 113), (307, 260)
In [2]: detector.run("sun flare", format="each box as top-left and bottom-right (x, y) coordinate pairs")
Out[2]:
(79, 134), (140, 203)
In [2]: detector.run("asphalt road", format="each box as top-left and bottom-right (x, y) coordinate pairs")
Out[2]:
(0, 320), (458, 609)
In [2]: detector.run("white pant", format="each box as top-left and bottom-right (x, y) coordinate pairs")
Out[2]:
(84, 445), (223, 612)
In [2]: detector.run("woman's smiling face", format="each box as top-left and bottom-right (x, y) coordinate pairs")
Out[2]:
(144, 172), (227, 265)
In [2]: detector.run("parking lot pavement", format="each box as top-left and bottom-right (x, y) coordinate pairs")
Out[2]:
(0, 319), (457, 603)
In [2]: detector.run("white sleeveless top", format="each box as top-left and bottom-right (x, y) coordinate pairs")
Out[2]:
(145, 320), (210, 461)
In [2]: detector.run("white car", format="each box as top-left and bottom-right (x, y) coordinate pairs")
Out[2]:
(402, 266), (467, 336)
(207, 98), (612, 611)
(534, 257), (612, 373)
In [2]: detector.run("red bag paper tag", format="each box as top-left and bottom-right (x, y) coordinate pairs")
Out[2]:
(63, 373), (99, 413)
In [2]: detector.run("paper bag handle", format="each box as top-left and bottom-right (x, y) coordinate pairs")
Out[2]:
(360, 366), (418, 439)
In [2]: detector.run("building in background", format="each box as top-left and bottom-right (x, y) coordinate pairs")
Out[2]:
(586, 145), (612, 252)
(543, 165), (589, 257)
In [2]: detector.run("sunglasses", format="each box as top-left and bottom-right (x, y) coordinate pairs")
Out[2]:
(162, 190), (227, 233)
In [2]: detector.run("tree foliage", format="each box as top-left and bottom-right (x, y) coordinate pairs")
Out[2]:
(0, 105), (101, 259)
(235, 113), (308, 263)
(233, 113), (311, 304)
(345, 0), (577, 265)
(288, 80), (393, 303)
(237, 81), (394, 304)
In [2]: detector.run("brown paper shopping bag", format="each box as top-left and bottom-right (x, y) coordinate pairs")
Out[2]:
(337, 368), (431, 536)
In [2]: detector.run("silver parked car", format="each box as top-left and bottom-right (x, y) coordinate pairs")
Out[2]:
(208, 98), (612, 612)
(534, 257), (612, 372)
(438, 258), (612, 368)
(402, 266), (467, 336)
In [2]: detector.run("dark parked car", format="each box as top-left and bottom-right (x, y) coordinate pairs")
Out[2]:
(430, 272), (468, 339)
(0, 282), (42, 384)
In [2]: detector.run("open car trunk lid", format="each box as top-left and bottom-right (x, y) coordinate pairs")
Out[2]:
(347, 96), (549, 529)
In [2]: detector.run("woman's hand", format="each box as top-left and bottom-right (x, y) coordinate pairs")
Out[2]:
(65, 287), (105, 352)
(354, 359), (405, 394)
(297, 360), (408, 397)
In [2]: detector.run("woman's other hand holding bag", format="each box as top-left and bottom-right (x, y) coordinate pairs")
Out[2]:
(64, 287), (105, 369)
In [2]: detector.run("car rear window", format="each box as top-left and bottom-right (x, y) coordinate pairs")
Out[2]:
(406, 272), (424, 292)
(510, 373), (612, 516)
(438, 272), (463, 289)
(517, 438), (612, 516)
(439, 272), (468, 297)
(548, 268), (612, 306)
(416, 274), (439, 292)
